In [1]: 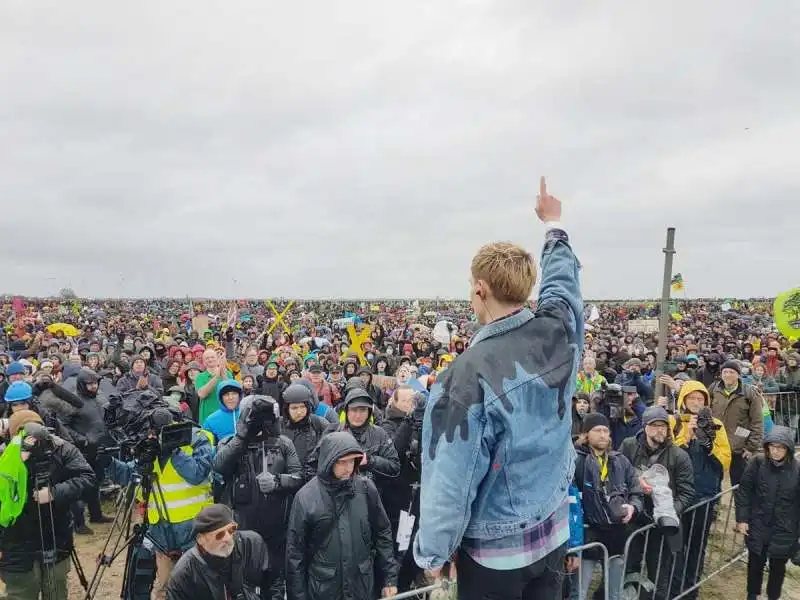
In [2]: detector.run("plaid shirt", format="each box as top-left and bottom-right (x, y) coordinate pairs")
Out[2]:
(461, 497), (569, 571)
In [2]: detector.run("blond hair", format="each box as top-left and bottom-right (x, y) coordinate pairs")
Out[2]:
(470, 241), (536, 304)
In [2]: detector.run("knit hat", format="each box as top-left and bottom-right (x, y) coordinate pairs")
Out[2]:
(581, 412), (610, 434)
(5, 362), (25, 377)
(8, 410), (43, 437)
(720, 360), (741, 375)
(642, 406), (670, 426)
(192, 503), (234, 537)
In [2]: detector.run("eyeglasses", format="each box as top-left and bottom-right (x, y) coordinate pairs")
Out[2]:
(213, 524), (238, 541)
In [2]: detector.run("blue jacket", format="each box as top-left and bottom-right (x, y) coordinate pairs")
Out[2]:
(202, 379), (242, 444)
(614, 371), (653, 401)
(414, 229), (583, 570)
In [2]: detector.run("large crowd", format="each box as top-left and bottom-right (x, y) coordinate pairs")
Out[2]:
(0, 189), (799, 600)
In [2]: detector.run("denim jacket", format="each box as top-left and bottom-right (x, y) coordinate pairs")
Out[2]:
(413, 229), (583, 570)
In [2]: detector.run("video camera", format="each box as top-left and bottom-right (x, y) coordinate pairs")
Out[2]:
(600, 383), (625, 420)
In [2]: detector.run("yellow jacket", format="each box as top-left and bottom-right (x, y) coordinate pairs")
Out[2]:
(670, 380), (731, 472)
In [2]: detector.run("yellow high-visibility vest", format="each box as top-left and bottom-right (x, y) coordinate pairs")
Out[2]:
(138, 430), (213, 525)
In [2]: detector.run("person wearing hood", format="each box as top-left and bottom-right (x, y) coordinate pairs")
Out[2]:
(280, 383), (329, 472)
(0, 409), (95, 600)
(66, 368), (114, 532)
(319, 387), (400, 490)
(182, 361), (202, 423)
(735, 426), (800, 600)
(213, 395), (303, 600)
(620, 407), (695, 600)
(694, 352), (722, 388)
(669, 381), (731, 600)
(138, 344), (163, 377)
(295, 377), (338, 424)
(570, 393), (590, 441)
(708, 360), (763, 487)
(165, 504), (270, 600)
(5, 379), (75, 444)
(202, 380), (243, 444)
(343, 359), (359, 381)
(286, 431), (398, 600)
(357, 366), (386, 409)
(258, 360), (286, 402)
(116, 354), (165, 396)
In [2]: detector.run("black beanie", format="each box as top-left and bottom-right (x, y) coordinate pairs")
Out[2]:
(581, 412), (610, 434)
(720, 360), (741, 375)
(192, 504), (234, 536)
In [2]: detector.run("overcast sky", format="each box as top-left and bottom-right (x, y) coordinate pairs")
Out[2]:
(1, 2), (797, 300)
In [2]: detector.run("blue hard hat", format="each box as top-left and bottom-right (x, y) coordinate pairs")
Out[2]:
(5, 362), (26, 377)
(5, 381), (33, 403)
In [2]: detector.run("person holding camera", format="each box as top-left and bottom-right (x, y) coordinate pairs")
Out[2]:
(0, 409), (96, 600)
(620, 407), (695, 600)
(614, 358), (653, 402)
(213, 395), (303, 600)
(103, 408), (214, 600)
(668, 380), (731, 599)
(595, 384), (645, 450)
(166, 504), (270, 600)
(571, 413), (643, 600)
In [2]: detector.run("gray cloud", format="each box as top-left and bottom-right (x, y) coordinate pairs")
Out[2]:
(0, 1), (797, 299)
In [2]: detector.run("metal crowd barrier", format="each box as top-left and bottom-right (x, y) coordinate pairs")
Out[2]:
(771, 391), (800, 443)
(379, 486), (747, 600)
(616, 486), (745, 600)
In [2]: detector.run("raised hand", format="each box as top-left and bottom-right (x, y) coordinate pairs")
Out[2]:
(536, 176), (562, 223)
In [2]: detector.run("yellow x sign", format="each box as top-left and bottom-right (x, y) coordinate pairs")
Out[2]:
(266, 300), (295, 334)
(341, 323), (372, 366)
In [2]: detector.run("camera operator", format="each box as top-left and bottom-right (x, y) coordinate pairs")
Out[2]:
(614, 358), (653, 402)
(4, 380), (74, 444)
(0, 410), (95, 600)
(669, 381), (731, 600)
(213, 395), (303, 600)
(102, 408), (214, 600)
(595, 384), (645, 450)
(379, 385), (425, 590)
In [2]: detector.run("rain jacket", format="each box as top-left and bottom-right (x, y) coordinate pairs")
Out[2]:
(708, 379), (763, 455)
(212, 403), (303, 544)
(735, 426), (800, 560)
(286, 432), (397, 600)
(575, 370), (606, 395)
(415, 228), (583, 571)
(0, 435), (95, 572)
(202, 379), (242, 443)
(670, 380), (731, 501)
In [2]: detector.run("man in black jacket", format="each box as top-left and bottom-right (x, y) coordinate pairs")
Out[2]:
(620, 407), (695, 600)
(213, 396), (303, 600)
(280, 383), (328, 471)
(0, 410), (96, 600)
(166, 504), (270, 600)
(286, 431), (398, 600)
(316, 388), (400, 490)
(64, 368), (114, 531)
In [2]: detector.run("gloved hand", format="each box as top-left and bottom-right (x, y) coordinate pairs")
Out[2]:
(256, 471), (277, 494)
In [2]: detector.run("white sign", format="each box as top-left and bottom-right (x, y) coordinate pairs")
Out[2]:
(627, 319), (660, 334)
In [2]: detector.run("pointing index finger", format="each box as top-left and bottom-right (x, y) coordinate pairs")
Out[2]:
(539, 176), (547, 198)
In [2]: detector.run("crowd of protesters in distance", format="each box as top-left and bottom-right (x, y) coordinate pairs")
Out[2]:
(0, 293), (797, 600)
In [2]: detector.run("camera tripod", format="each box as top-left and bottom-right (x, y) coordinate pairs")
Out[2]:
(31, 455), (89, 599)
(84, 460), (172, 600)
